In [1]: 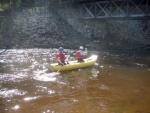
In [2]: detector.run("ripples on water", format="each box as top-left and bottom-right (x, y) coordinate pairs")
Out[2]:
(0, 49), (150, 113)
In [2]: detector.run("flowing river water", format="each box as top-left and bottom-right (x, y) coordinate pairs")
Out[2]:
(0, 49), (150, 113)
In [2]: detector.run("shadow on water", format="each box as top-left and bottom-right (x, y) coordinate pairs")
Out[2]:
(0, 50), (10, 113)
(0, 49), (7, 73)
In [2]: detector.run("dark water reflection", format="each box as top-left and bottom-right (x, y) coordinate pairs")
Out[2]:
(0, 49), (150, 113)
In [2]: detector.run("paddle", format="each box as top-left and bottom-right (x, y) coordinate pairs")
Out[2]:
(65, 55), (70, 63)
(44, 63), (54, 71)
(57, 65), (63, 73)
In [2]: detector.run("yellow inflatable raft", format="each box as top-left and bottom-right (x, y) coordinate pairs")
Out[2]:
(47, 55), (98, 72)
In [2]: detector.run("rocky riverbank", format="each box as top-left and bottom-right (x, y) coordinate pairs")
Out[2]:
(0, 1), (150, 51)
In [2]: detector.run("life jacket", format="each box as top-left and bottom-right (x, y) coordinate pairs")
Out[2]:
(56, 52), (65, 62)
(76, 50), (83, 59)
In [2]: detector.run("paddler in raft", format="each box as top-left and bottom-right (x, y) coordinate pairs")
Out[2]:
(56, 47), (69, 66)
(76, 46), (88, 62)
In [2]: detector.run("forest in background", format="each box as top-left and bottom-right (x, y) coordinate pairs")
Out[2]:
(0, 0), (78, 11)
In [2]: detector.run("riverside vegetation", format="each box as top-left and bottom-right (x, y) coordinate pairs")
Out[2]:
(0, 0), (150, 52)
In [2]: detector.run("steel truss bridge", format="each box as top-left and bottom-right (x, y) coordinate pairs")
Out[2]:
(80, 0), (150, 19)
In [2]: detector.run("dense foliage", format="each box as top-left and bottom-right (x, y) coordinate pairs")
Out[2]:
(0, 0), (35, 10)
(0, 0), (80, 11)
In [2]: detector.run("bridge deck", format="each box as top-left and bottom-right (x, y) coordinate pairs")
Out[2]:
(80, 0), (150, 19)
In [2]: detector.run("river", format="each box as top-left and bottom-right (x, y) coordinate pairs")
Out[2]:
(0, 48), (150, 113)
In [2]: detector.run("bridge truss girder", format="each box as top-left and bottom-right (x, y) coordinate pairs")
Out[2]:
(80, 0), (150, 19)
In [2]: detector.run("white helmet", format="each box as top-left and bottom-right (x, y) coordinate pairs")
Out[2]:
(79, 46), (84, 50)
